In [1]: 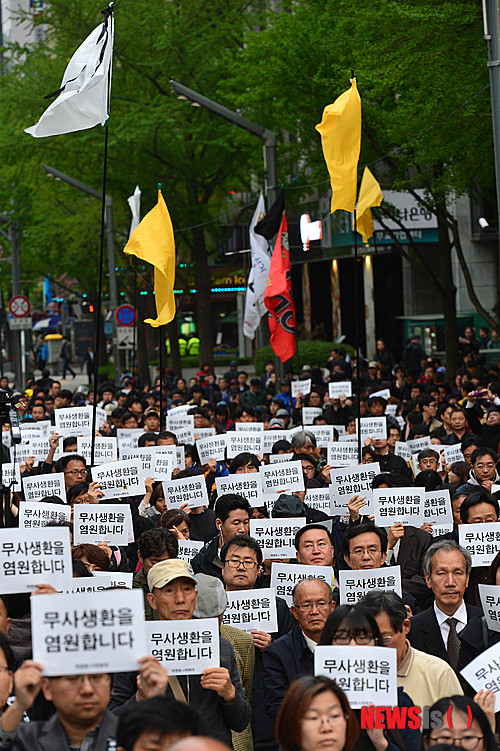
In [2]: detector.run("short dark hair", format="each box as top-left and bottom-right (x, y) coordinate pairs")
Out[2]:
(271, 440), (292, 454)
(341, 523), (388, 559)
(418, 448), (439, 461)
(421, 696), (497, 751)
(138, 432), (158, 447)
(228, 453), (260, 473)
(471, 447), (497, 465)
(414, 469), (442, 492)
(116, 696), (200, 751)
(220, 534), (263, 565)
(157, 431), (178, 445)
(62, 436), (77, 450)
(318, 604), (382, 646)
(56, 454), (87, 472)
(294, 523), (331, 551)
(460, 490), (499, 523)
(72, 544), (110, 571)
(360, 591), (407, 633)
(66, 482), (89, 505)
(137, 529), (178, 560)
(158, 509), (192, 532)
(214, 494), (251, 523)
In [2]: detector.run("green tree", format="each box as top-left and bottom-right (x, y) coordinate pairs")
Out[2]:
(228, 0), (494, 378)
(0, 0), (264, 371)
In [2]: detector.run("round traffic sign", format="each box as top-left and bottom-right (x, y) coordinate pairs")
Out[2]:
(116, 304), (137, 327)
(9, 295), (31, 318)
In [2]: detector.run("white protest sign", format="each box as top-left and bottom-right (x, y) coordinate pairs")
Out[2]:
(339, 566), (402, 605)
(315, 646), (398, 709)
(157, 445), (185, 471)
(117, 428), (143, 455)
(305, 488), (331, 514)
(21, 420), (52, 440)
(235, 422), (265, 433)
(24, 438), (51, 463)
(166, 413), (194, 444)
(32, 589), (147, 676)
(152, 452), (174, 481)
(291, 379), (311, 398)
(431, 524), (454, 537)
(66, 576), (113, 594)
(302, 407), (323, 425)
(327, 442), (360, 468)
(0, 527), (72, 593)
(19, 501), (71, 530)
(407, 436), (432, 454)
(120, 447), (171, 483)
(370, 389), (391, 400)
(459, 523), (500, 567)
(394, 442), (411, 463)
(270, 563), (334, 606)
(196, 434), (227, 464)
(1, 463), (21, 492)
(395, 416), (405, 430)
(176, 539), (203, 563)
(424, 490), (453, 527)
(373, 487), (425, 527)
(386, 404), (397, 416)
(478, 584), (500, 633)
(93, 571), (133, 589)
(23, 472), (66, 503)
(91, 460), (142, 499)
(263, 430), (290, 454)
(226, 432), (263, 459)
(162, 475), (209, 509)
(223, 588), (278, 633)
(305, 425), (335, 447)
(329, 463), (380, 515)
(77, 436), (118, 465)
(194, 428), (216, 439)
(357, 417), (387, 440)
(11, 444), (40, 466)
(461, 641), (500, 710)
(145, 618), (220, 675)
(95, 406), (108, 429)
(249, 518), (306, 558)
(328, 382), (352, 398)
(269, 453), (294, 464)
(442, 444), (465, 466)
(73, 504), (133, 545)
(1, 430), (11, 449)
(260, 461), (305, 495)
(215, 474), (263, 508)
(54, 406), (93, 437)
(167, 404), (192, 415)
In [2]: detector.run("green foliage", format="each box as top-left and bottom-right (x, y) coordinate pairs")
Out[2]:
(254, 341), (354, 374)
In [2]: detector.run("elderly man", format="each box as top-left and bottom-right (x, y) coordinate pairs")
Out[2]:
(110, 559), (251, 747)
(361, 590), (462, 708)
(262, 577), (335, 722)
(407, 540), (482, 670)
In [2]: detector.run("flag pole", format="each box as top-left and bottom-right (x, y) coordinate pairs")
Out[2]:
(132, 265), (137, 379)
(91, 122), (110, 466)
(353, 205), (362, 464)
(159, 325), (165, 431)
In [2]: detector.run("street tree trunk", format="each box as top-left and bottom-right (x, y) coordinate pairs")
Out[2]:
(191, 225), (214, 369)
(436, 206), (459, 384)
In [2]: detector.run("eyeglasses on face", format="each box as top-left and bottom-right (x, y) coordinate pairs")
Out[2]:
(330, 630), (374, 645)
(52, 674), (108, 686)
(293, 600), (332, 611)
(64, 469), (87, 477)
(427, 736), (484, 750)
(224, 558), (258, 569)
(301, 712), (348, 726)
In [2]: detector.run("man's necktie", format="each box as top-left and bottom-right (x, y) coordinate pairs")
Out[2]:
(446, 616), (460, 668)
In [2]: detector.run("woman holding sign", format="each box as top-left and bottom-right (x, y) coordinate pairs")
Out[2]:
(276, 675), (358, 751)
(319, 605), (420, 751)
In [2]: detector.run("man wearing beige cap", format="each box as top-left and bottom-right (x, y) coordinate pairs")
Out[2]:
(110, 559), (251, 748)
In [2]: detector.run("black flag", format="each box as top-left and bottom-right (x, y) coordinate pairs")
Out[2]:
(254, 189), (285, 241)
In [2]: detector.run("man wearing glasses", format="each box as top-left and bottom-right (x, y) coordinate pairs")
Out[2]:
(59, 454), (88, 493)
(360, 590), (462, 709)
(14, 672), (117, 751)
(262, 577), (334, 723)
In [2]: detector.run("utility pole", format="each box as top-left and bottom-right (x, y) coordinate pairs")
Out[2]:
(0, 213), (22, 389)
(483, 0), (500, 283)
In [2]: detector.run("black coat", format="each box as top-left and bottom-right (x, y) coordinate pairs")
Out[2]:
(408, 602), (483, 666)
(14, 710), (117, 751)
(262, 626), (314, 723)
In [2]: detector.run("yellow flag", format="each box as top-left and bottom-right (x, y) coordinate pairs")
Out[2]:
(315, 78), (361, 213)
(356, 166), (383, 244)
(124, 190), (176, 327)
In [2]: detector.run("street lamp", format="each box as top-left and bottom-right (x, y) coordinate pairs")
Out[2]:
(169, 80), (278, 206)
(41, 163), (119, 383)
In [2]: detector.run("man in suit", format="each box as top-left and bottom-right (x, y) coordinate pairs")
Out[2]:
(408, 540), (482, 671)
(262, 578), (334, 723)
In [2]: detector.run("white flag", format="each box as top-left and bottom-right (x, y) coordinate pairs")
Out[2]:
(25, 9), (114, 138)
(127, 185), (141, 236)
(243, 193), (271, 340)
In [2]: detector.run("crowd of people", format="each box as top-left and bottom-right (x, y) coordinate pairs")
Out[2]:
(0, 328), (500, 751)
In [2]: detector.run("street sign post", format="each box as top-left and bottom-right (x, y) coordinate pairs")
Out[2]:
(116, 305), (136, 327)
(9, 317), (32, 330)
(9, 295), (30, 318)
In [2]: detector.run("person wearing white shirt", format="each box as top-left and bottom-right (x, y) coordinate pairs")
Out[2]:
(407, 540), (482, 670)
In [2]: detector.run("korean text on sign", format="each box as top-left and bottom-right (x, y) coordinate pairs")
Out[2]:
(223, 589), (278, 633)
(145, 618), (219, 675)
(249, 518), (306, 559)
(0, 527), (73, 593)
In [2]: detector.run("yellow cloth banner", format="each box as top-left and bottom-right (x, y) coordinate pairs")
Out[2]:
(124, 190), (176, 327)
(356, 166), (383, 244)
(316, 78), (361, 213)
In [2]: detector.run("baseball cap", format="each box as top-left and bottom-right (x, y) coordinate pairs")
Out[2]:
(147, 559), (196, 592)
(269, 418), (285, 429)
(193, 573), (227, 619)
(276, 409), (289, 418)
